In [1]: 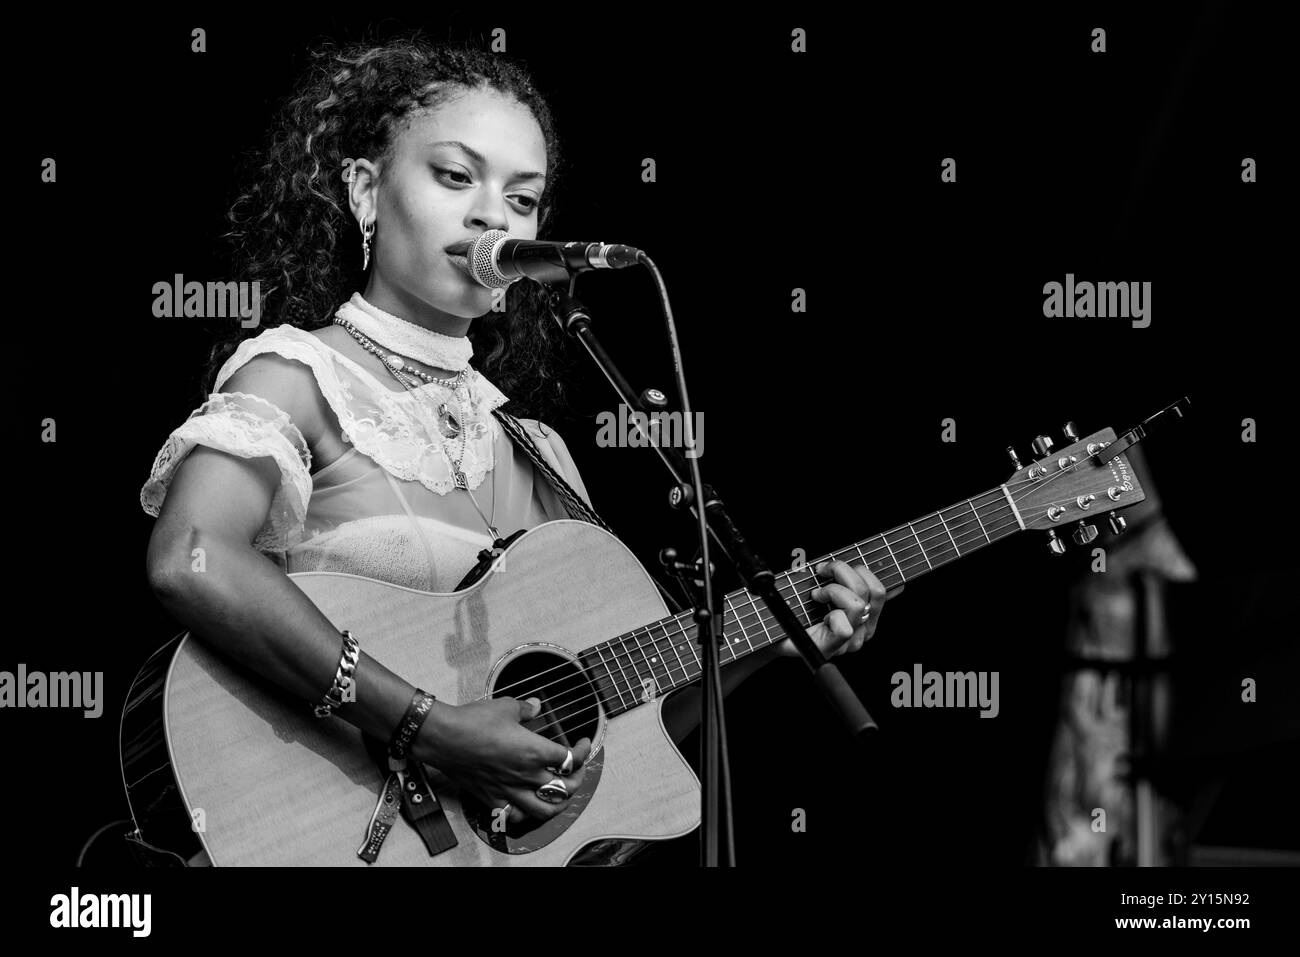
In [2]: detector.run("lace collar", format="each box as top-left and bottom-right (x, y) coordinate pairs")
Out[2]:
(224, 323), (511, 495)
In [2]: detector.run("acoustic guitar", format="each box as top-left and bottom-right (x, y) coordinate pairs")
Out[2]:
(122, 406), (1183, 865)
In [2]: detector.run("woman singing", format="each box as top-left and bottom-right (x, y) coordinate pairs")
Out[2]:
(140, 35), (890, 865)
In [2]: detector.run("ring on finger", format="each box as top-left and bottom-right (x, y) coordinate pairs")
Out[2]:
(546, 749), (574, 776)
(536, 778), (568, 804)
(857, 603), (872, 626)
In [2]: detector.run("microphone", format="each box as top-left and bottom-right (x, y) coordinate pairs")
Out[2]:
(465, 229), (642, 288)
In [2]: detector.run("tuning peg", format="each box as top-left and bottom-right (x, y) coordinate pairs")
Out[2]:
(1006, 446), (1023, 470)
(1072, 521), (1099, 546)
(1063, 421), (1080, 441)
(1046, 529), (1067, 556)
(1031, 434), (1054, 457)
(1107, 512), (1127, 536)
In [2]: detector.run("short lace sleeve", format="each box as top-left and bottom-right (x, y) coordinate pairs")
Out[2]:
(139, 390), (313, 556)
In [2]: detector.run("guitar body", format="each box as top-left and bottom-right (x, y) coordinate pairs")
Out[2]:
(125, 521), (702, 866)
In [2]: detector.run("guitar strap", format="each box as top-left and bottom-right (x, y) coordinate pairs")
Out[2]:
(492, 409), (616, 533)
(487, 409), (688, 613)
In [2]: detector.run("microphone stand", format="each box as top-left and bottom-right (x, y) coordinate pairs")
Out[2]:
(542, 279), (878, 866)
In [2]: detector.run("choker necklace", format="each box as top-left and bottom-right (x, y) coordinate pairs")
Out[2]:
(336, 292), (473, 372)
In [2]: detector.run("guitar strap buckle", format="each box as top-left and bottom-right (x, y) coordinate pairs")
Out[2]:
(455, 528), (529, 590)
(398, 761), (459, 857)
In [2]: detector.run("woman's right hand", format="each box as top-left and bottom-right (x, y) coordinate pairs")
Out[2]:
(417, 697), (592, 826)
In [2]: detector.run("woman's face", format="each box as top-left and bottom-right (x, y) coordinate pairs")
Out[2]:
(353, 85), (548, 331)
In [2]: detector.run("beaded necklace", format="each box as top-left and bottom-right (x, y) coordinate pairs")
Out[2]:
(331, 315), (500, 540)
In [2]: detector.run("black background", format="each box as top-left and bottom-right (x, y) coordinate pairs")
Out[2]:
(10, 0), (1296, 897)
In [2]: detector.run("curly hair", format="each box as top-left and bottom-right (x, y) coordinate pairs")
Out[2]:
(202, 33), (577, 422)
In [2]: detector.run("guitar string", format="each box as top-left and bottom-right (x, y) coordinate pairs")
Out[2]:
(488, 481), (1107, 718)
(490, 508), (1035, 738)
(486, 456), (1117, 712)
(490, 508), (1024, 706)
(500, 479), (1107, 741)
(484, 457), (1112, 705)
(487, 450), (1114, 706)
(480, 451), (1114, 735)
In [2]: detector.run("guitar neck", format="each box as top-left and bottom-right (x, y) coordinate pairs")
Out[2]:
(582, 483), (1026, 715)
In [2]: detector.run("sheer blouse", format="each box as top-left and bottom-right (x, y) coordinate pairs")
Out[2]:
(140, 313), (592, 593)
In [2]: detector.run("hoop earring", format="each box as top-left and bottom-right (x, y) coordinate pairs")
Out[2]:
(360, 219), (375, 271)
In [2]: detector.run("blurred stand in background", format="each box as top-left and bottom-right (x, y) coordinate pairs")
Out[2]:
(1039, 444), (1299, 866)
(1039, 444), (1195, 866)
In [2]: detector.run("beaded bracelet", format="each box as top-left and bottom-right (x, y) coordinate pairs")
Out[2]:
(313, 629), (360, 718)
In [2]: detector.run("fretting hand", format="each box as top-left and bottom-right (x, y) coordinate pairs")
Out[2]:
(774, 560), (901, 658)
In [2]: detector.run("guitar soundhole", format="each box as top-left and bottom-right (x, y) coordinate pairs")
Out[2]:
(462, 649), (605, 855)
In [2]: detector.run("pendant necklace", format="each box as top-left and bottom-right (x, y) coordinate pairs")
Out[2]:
(333, 316), (500, 539)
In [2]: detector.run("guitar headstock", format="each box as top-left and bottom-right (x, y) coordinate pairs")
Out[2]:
(1004, 422), (1147, 553)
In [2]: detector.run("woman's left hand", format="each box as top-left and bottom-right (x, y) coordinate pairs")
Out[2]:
(774, 560), (900, 658)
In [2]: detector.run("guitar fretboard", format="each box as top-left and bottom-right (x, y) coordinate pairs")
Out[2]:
(580, 485), (1024, 715)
